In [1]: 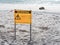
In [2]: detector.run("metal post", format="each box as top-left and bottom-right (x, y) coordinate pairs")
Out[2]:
(14, 22), (16, 40)
(30, 24), (32, 41)
(27, 11), (33, 45)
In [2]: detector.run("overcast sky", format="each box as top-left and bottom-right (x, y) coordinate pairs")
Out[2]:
(0, 0), (60, 4)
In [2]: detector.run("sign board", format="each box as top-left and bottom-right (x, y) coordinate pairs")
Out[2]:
(14, 10), (32, 24)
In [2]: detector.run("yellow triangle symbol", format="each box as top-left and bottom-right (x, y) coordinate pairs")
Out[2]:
(15, 14), (21, 20)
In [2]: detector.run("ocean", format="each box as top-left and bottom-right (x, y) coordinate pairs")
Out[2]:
(0, 0), (60, 4)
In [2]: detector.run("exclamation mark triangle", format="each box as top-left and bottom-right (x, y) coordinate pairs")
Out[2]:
(15, 14), (21, 20)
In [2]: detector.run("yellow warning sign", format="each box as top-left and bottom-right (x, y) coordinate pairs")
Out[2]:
(14, 10), (32, 24)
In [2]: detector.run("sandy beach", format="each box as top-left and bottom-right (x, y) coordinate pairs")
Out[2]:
(0, 4), (60, 45)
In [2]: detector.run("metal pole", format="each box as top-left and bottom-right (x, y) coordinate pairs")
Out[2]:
(27, 11), (33, 45)
(14, 21), (16, 40)
(30, 23), (32, 41)
(30, 11), (32, 41)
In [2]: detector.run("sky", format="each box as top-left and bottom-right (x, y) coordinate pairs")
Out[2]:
(0, 0), (60, 4)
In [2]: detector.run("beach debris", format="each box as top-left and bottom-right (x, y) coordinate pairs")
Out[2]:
(38, 27), (49, 30)
(19, 30), (28, 32)
(39, 7), (45, 10)
(0, 25), (5, 28)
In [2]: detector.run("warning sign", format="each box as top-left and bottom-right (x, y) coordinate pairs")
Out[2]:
(14, 10), (32, 24)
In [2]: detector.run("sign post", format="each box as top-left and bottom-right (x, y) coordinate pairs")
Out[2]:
(14, 21), (16, 40)
(14, 10), (32, 45)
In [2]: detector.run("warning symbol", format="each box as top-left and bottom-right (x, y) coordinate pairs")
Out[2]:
(15, 14), (21, 20)
(14, 10), (32, 24)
